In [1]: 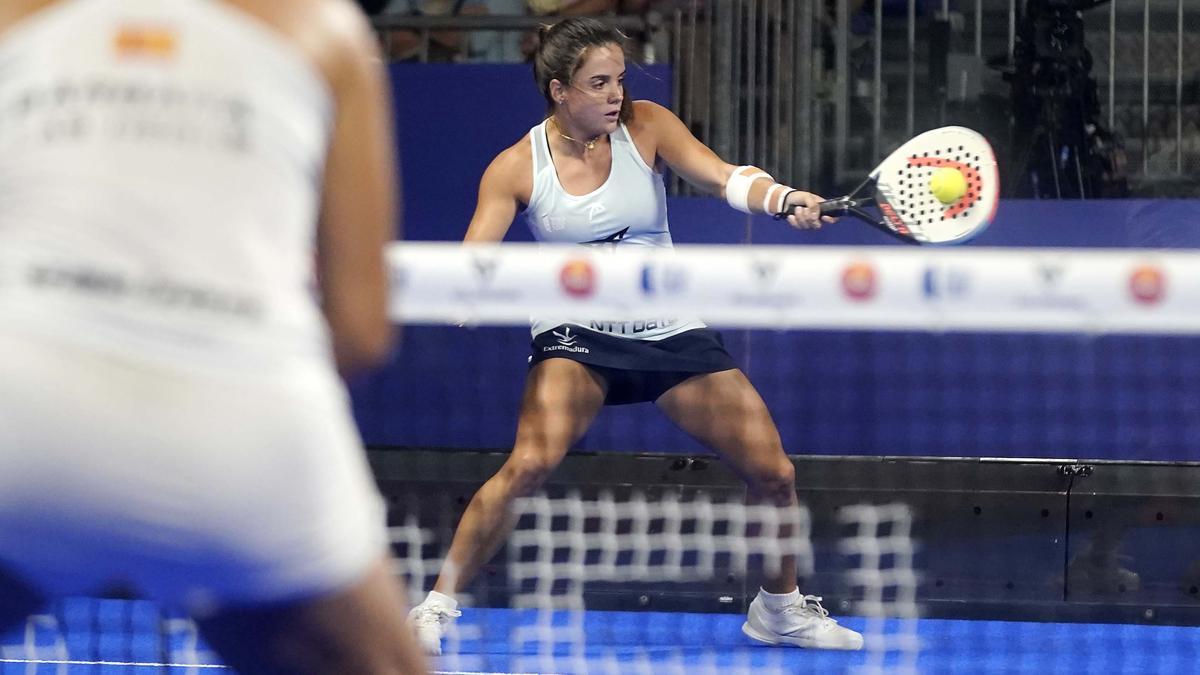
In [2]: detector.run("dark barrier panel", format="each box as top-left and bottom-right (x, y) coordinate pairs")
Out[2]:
(371, 449), (1200, 624)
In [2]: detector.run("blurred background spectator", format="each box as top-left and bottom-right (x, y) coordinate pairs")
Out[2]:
(381, 0), (489, 62)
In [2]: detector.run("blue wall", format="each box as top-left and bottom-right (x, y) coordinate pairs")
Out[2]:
(356, 64), (1200, 462)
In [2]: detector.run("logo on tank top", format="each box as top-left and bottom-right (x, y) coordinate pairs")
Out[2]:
(583, 226), (629, 249)
(114, 26), (179, 59)
(559, 259), (596, 298)
(587, 203), (607, 221)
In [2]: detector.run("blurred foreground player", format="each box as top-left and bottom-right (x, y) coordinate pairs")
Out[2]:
(0, 0), (425, 672)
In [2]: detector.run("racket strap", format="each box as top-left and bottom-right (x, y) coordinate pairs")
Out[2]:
(770, 189), (802, 220)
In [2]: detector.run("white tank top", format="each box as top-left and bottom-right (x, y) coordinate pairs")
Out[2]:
(524, 118), (704, 340)
(0, 0), (334, 376)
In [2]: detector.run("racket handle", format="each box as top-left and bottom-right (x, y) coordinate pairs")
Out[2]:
(779, 198), (849, 219)
(819, 199), (851, 216)
(782, 194), (859, 214)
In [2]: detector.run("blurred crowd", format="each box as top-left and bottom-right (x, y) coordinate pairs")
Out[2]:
(376, 0), (669, 62)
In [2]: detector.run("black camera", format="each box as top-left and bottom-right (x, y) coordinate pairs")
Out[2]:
(1007, 0), (1125, 198)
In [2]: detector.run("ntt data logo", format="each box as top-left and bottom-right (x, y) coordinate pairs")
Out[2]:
(559, 258), (596, 298)
(841, 261), (877, 301)
(1129, 265), (1166, 305)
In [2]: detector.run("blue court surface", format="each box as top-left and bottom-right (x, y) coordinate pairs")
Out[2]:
(3, 600), (1199, 674)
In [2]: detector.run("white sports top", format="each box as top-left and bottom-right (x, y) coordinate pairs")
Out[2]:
(0, 0), (334, 375)
(524, 117), (703, 340)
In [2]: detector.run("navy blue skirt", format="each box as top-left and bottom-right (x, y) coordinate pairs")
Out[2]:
(529, 324), (738, 405)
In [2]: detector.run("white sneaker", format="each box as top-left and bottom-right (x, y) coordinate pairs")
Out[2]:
(742, 593), (865, 650)
(407, 600), (462, 656)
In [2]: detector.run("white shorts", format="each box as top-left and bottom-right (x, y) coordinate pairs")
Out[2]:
(0, 330), (388, 613)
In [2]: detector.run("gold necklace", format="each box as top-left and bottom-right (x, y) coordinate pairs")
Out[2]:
(550, 118), (600, 152)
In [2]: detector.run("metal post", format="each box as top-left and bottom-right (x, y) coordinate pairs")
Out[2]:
(797, 0), (813, 188)
(1142, 0), (1150, 174)
(760, 0), (771, 171)
(713, 1), (734, 164)
(747, 0), (758, 165)
(1008, 0), (1016, 73)
(700, 0), (710, 177)
(772, 0), (783, 177)
(672, 8), (684, 195)
(836, 0), (850, 181)
(908, 0), (916, 138)
(1108, 0), (1116, 133)
(730, 0), (742, 164)
(873, 0), (883, 162)
(975, 0), (983, 57)
(1177, 0), (1184, 176)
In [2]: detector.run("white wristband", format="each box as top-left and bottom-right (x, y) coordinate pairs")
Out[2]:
(725, 166), (771, 214)
(762, 183), (787, 215)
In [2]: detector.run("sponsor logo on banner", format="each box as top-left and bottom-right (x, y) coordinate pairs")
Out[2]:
(1016, 259), (1087, 309)
(640, 262), (688, 296)
(751, 259), (780, 283)
(922, 265), (971, 299)
(559, 258), (596, 298)
(471, 255), (499, 284)
(1036, 262), (1065, 288)
(1129, 264), (1166, 305)
(841, 261), (876, 301)
(451, 252), (522, 303)
(389, 265), (407, 292)
(730, 257), (803, 308)
(542, 326), (591, 354)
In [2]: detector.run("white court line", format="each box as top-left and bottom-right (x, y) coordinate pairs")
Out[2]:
(432, 667), (549, 672)
(1, 659), (548, 675)
(0, 658), (227, 668)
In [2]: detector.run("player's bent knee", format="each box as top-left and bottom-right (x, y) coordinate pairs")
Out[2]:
(503, 452), (557, 496)
(751, 460), (796, 501)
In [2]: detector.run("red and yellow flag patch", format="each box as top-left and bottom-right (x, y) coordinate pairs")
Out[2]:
(113, 26), (178, 59)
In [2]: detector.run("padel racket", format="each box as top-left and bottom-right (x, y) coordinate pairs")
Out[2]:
(788, 126), (999, 245)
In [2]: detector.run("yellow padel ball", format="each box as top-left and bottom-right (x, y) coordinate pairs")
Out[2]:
(929, 167), (968, 205)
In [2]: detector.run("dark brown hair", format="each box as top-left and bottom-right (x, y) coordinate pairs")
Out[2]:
(532, 18), (633, 123)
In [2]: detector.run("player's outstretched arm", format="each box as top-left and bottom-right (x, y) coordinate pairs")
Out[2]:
(636, 100), (832, 229)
